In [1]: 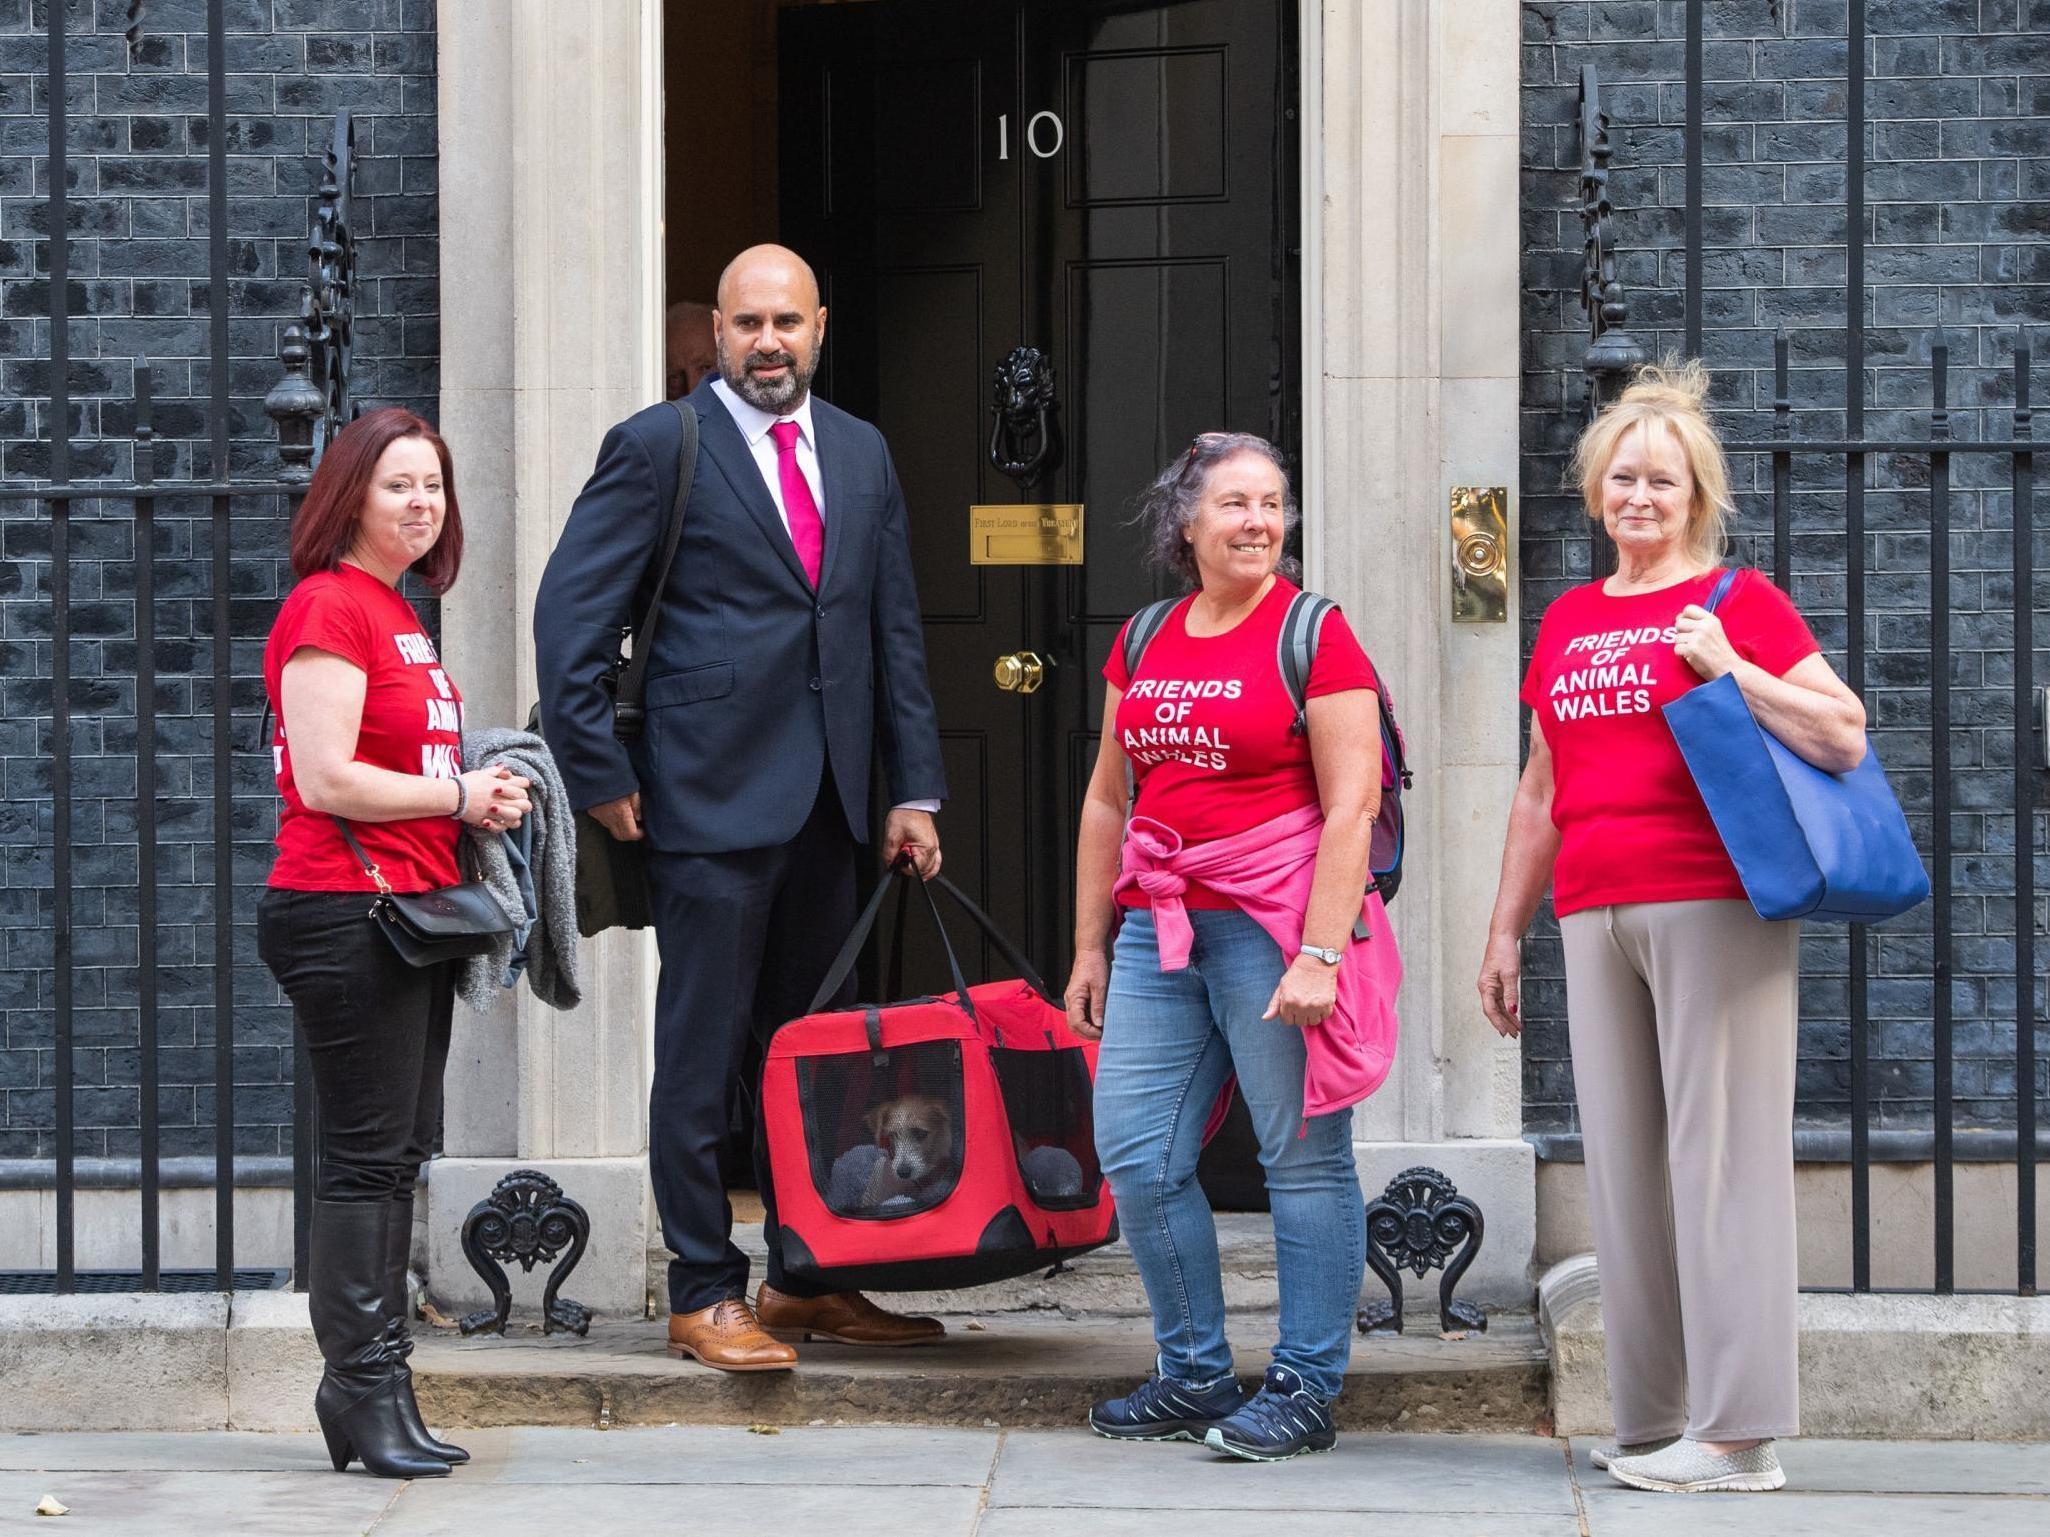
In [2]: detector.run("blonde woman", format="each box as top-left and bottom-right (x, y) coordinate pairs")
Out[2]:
(1477, 361), (1866, 1493)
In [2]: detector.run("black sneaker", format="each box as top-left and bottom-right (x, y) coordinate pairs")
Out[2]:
(1087, 1371), (1247, 1442)
(1202, 1364), (1337, 1461)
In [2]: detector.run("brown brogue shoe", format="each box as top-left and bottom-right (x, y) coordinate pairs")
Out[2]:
(665, 1298), (798, 1372)
(754, 1283), (947, 1346)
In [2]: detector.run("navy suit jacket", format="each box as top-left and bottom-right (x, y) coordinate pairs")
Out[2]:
(533, 382), (947, 854)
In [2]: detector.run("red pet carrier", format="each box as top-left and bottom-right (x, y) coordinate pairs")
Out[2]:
(761, 871), (1119, 1291)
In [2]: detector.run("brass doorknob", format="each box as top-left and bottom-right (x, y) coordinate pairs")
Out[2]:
(993, 650), (1047, 694)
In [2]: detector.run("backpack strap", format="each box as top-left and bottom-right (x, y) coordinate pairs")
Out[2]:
(1121, 596), (1181, 682)
(1379, 689), (1411, 789)
(1279, 589), (1382, 940)
(1119, 597), (1182, 812)
(1277, 590), (1336, 737)
(611, 399), (701, 740)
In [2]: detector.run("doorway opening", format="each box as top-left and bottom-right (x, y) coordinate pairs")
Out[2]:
(664, 0), (1302, 1209)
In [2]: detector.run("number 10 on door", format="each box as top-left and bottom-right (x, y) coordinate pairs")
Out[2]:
(998, 112), (1065, 160)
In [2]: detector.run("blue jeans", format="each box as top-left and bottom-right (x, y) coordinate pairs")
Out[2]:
(1094, 906), (1367, 1400)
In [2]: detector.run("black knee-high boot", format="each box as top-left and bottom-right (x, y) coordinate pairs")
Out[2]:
(309, 1199), (451, 1479)
(384, 1195), (469, 1463)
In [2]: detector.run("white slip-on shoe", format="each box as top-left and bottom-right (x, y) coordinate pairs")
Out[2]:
(1607, 1438), (1786, 1493)
(1589, 1434), (1680, 1471)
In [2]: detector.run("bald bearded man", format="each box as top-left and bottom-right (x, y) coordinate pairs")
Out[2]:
(535, 245), (948, 1370)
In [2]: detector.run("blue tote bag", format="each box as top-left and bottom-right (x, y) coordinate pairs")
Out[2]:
(1662, 570), (1930, 924)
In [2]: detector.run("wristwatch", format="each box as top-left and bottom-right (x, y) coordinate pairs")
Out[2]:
(1298, 944), (1343, 967)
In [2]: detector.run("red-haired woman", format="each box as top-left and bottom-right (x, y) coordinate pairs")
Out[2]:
(256, 408), (530, 1479)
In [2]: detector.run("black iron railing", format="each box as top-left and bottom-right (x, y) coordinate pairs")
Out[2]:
(9, 3), (352, 1293)
(1577, 0), (2041, 1299)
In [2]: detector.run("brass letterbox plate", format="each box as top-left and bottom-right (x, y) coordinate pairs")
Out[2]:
(969, 504), (1085, 566)
(1450, 486), (1509, 624)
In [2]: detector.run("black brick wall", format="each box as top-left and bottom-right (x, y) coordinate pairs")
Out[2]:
(0, 0), (438, 1161)
(1521, 0), (2050, 1136)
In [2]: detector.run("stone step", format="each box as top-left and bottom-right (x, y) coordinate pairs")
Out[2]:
(647, 1214), (1338, 1318)
(410, 1309), (1547, 1433)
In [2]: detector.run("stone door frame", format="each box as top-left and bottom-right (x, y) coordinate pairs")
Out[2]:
(430, 0), (1536, 1316)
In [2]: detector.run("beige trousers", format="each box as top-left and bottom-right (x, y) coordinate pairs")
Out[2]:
(1559, 899), (1801, 1442)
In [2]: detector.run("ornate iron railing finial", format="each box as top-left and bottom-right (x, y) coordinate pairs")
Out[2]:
(264, 323), (323, 484)
(1579, 65), (1646, 413)
(268, 110), (357, 481)
(1355, 1165), (1488, 1335)
(459, 1169), (593, 1337)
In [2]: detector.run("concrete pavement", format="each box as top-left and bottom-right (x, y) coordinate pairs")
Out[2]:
(1, 1428), (2044, 1535)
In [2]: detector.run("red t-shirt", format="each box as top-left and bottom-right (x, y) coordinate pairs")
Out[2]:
(1520, 569), (1821, 917)
(1104, 579), (1380, 910)
(264, 563), (464, 893)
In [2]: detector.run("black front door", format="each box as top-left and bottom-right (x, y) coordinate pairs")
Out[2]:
(781, 0), (1299, 990)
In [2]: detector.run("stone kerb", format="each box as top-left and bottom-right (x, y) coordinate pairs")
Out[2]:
(1538, 1253), (2050, 1439)
(0, 1293), (230, 1432)
(0, 1289), (323, 1434)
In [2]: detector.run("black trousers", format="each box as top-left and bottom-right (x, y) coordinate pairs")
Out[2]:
(648, 782), (858, 1314)
(257, 889), (455, 1203)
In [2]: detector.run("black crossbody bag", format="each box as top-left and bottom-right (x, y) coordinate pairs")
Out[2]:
(332, 814), (512, 967)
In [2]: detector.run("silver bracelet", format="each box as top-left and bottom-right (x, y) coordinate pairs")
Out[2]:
(448, 777), (468, 820)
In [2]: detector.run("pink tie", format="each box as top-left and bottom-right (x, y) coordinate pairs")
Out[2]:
(770, 420), (824, 588)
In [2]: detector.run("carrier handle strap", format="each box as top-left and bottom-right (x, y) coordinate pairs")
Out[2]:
(925, 873), (1061, 1010)
(907, 873), (980, 1024)
(885, 875), (912, 1003)
(807, 870), (897, 1017)
(806, 864), (977, 1021)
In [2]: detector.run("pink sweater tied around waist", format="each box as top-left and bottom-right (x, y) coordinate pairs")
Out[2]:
(1113, 801), (1401, 1120)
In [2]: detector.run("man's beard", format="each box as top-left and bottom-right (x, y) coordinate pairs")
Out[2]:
(723, 346), (816, 413)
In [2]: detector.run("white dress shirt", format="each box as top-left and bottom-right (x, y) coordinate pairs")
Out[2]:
(710, 377), (825, 539)
(708, 378), (940, 820)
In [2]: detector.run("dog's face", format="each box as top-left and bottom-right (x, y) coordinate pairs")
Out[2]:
(864, 1094), (954, 1186)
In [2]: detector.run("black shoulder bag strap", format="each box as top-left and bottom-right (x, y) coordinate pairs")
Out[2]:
(610, 399), (701, 742)
(331, 814), (396, 895)
(329, 812), (483, 893)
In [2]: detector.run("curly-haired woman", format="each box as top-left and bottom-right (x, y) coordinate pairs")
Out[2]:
(1062, 432), (1401, 1462)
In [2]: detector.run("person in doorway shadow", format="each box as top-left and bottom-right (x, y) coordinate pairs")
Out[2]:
(535, 244), (949, 1371)
(666, 299), (717, 400)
